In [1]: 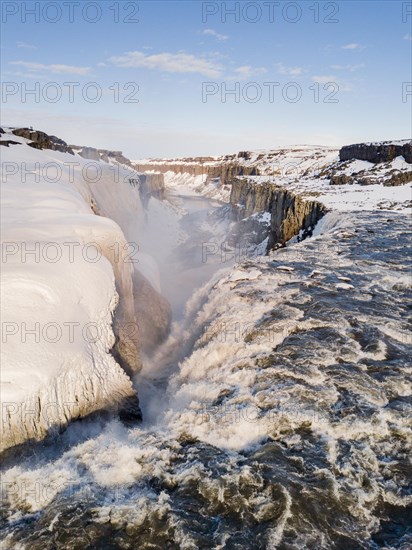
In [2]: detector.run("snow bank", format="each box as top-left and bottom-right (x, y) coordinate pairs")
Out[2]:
(1, 130), (144, 451)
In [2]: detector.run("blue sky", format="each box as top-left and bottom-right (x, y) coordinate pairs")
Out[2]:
(1, 1), (411, 157)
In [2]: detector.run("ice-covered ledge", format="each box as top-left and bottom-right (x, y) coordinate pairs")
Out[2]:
(0, 130), (145, 452)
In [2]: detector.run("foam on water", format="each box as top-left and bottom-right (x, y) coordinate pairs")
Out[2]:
(1, 207), (411, 549)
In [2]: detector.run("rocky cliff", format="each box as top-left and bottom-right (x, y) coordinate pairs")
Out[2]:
(10, 128), (75, 154)
(339, 140), (412, 164)
(134, 160), (259, 185)
(320, 140), (412, 187)
(230, 178), (327, 251)
(71, 145), (166, 206)
(73, 145), (134, 167)
(0, 127), (176, 452)
(136, 173), (165, 207)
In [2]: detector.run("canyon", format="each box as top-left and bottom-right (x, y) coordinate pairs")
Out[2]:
(1, 128), (411, 548)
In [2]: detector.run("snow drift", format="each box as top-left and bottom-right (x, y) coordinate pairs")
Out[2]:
(0, 128), (170, 451)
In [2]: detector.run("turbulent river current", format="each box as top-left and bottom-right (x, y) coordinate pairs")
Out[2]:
(1, 188), (411, 549)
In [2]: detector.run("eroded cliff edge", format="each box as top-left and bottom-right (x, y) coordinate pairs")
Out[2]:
(229, 178), (327, 252)
(0, 128), (172, 453)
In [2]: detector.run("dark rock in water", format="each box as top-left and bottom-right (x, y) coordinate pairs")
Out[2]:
(132, 268), (172, 355)
(12, 127), (75, 154)
(117, 394), (142, 425)
(137, 172), (165, 207)
(339, 141), (412, 164)
(0, 127), (5, 134)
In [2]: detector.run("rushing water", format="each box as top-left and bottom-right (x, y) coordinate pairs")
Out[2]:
(144, 188), (232, 320)
(1, 202), (411, 549)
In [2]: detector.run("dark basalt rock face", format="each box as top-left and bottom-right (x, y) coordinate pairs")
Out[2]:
(268, 188), (326, 249)
(132, 269), (172, 356)
(329, 174), (353, 186)
(117, 394), (143, 425)
(383, 170), (412, 185)
(12, 128), (75, 155)
(136, 173), (165, 207)
(74, 145), (133, 167)
(0, 140), (21, 147)
(211, 163), (259, 184)
(339, 141), (412, 164)
(324, 141), (412, 187)
(237, 151), (253, 160)
(134, 161), (260, 185)
(330, 171), (412, 187)
(77, 146), (101, 161)
(230, 178), (327, 252)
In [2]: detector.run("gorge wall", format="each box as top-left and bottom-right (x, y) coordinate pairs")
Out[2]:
(339, 141), (412, 164)
(229, 178), (327, 251)
(0, 127), (174, 452)
(134, 159), (260, 185)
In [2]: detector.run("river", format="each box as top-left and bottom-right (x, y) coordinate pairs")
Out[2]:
(1, 190), (411, 549)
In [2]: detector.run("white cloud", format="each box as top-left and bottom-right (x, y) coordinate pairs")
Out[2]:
(108, 51), (222, 78)
(330, 63), (365, 72)
(16, 41), (36, 49)
(404, 33), (412, 41)
(342, 43), (360, 50)
(233, 65), (267, 79)
(275, 62), (303, 76)
(235, 66), (252, 77)
(311, 75), (337, 84)
(10, 61), (91, 75)
(201, 29), (229, 41)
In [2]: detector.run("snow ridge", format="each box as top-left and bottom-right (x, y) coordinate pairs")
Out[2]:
(1, 128), (146, 451)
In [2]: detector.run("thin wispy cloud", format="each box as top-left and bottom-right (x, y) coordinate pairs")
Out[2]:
(231, 65), (267, 79)
(275, 62), (303, 76)
(331, 63), (365, 72)
(404, 33), (412, 41)
(311, 75), (353, 92)
(16, 41), (36, 49)
(10, 61), (91, 75)
(311, 75), (337, 84)
(108, 51), (222, 78)
(201, 29), (229, 41)
(342, 43), (360, 50)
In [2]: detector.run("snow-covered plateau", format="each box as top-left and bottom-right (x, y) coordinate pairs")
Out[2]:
(1, 128), (411, 549)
